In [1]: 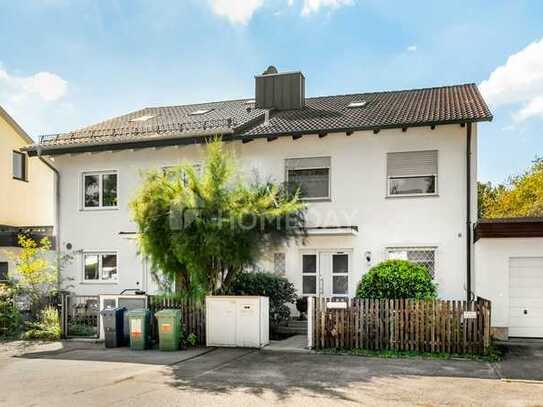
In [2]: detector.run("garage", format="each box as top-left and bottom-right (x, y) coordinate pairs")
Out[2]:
(509, 257), (543, 337)
(475, 218), (543, 339)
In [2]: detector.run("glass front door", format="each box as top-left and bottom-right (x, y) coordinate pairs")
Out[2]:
(301, 250), (351, 298)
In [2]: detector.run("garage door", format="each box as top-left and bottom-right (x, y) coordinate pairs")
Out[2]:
(509, 257), (543, 337)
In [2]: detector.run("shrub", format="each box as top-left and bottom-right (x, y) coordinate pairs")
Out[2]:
(296, 297), (308, 319)
(356, 260), (438, 299)
(225, 272), (297, 327)
(0, 286), (22, 338)
(23, 306), (61, 341)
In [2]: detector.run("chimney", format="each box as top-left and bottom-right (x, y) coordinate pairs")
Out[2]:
(255, 66), (305, 111)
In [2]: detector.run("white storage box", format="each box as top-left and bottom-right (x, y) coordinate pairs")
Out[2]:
(206, 296), (269, 348)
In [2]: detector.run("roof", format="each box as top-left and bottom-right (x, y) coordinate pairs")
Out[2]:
(475, 218), (543, 241)
(24, 83), (492, 156)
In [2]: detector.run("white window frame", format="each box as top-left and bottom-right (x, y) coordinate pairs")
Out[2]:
(82, 251), (119, 284)
(386, 246), (437, 278)
(285, 156), (332, 201)
(301, 252), (318, 296)
(386, 150), (438, 198)
(81, 170), (119, 210)
(331, 252), (350, 297)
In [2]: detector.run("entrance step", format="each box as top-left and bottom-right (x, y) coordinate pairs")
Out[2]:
(276, 319), (308, 335)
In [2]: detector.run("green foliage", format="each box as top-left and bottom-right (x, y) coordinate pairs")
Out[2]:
(320, 347), (502, 362)
(23, 306), (61, 341)
(130, 138), (305, 297)
(5, 235), (72, 317)
(225, 272), (297, 326)
(0, 286), (22, 338)
(68, 323), (96, 337)
(296, 297), (308, 314)
(186, 333), (197, 347)
(356, 260), (438, 300)
(478, 157), (543, 218)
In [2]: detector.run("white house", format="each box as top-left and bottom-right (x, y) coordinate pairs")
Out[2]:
(24, 68), (493, 311)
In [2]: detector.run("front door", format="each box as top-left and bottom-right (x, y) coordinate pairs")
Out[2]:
(301, 250), (351, 298)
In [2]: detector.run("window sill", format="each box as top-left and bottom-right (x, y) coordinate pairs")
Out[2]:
(385, 194), (439, 199)
(80, 207), (120, 212)
(12, 176), (28, 183)
(300, 198), (332, 203)
(80, 281), (119, 285)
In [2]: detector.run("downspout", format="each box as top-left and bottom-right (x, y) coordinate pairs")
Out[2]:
(466, 123), (472, 302)
(36, 146), (61, 291)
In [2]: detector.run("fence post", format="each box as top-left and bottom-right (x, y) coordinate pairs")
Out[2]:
(307, 296), (314, 349)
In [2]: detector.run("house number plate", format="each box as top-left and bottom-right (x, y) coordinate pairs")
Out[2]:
(327, 302), (347, 309)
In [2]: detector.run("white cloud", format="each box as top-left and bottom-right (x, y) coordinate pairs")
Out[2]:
(407, 45), (417, 52)
(0, 67), (70, 137)
(513, 96), (543, 122)
(208, 0), (264, 25)
(479, 37), (543, 122)
(301, 0), (353, 16)
(0, 68), (67, 103)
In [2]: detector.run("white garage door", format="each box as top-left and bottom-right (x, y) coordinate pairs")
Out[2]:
(509, 257), (543, 337)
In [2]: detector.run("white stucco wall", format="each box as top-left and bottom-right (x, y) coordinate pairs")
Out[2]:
(475, 237), (543, 329)
(51, 123), (475, 299)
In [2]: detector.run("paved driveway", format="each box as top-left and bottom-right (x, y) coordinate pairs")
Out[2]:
(1, 341), (543, 406)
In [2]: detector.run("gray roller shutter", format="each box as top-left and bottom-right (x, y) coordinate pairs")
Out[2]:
(387, 150), (438, 177)
(285, 157), (331, 170)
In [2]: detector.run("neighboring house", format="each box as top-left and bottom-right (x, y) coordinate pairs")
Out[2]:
(23, 68), (492, 311)
(475, 218), (543, 339)
(0, 105), (56, 280)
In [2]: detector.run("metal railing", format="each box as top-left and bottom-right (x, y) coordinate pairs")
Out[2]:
(39, 118), (239, 144)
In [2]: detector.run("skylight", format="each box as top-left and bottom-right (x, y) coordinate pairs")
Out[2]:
(347, 101), (367, 108)
(190, 109), (213, 116)
(130, 114), (156, 122)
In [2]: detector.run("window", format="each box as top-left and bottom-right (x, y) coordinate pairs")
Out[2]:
(273, 253), (286, 275)
(347, 101), (367, 108)
(286, 157), (331, 200)
(332, 254), (349, 295)
(387, 150), (437, 196)
(129, 114), (156, 122)
(83, 253), (118, 282)
(82, 171), (118, 209)
(190, 109), (213, 116)
(163, 163), (202, 184)
(12, 151), (27, 181)
(302, 254), (317, 295)
(0, 262), (8, 281)
(387, 247), (436, 278)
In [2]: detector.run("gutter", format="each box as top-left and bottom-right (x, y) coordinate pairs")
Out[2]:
(37, 145), (61, 291)
(466, 123), (472, 302)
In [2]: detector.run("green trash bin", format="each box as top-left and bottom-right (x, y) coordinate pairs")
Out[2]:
(155, 309), (182, 351)
(127, 309), (151, 350)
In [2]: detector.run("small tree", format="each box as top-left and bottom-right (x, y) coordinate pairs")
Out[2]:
(130, 138), (306, 297)
(6, 235), (71, 317)
(356, 260), (437, 299)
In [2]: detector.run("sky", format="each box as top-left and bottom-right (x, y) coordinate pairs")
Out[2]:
(0, 0), (542, 184)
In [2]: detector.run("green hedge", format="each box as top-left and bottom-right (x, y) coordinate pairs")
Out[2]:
(356, 260), (437, 299)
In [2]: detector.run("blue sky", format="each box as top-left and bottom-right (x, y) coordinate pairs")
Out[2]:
(0, 0), (542, 184)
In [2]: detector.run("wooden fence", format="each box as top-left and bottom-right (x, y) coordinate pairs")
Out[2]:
(147, 296), (206, 345)
(310, 297), (491, 354)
